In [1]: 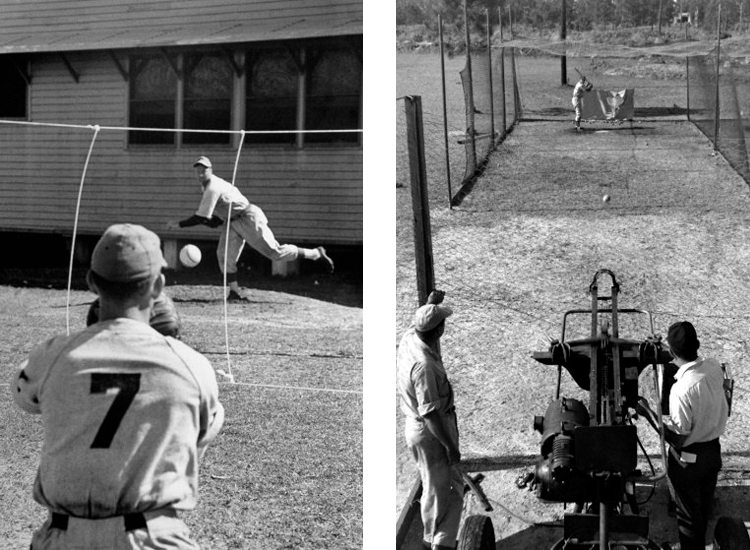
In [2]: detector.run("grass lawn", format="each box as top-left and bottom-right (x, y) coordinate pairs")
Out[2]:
(0, 273), (362, 549)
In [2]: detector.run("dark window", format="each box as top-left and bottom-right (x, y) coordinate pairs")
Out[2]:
(245, 49), (298, 145)
(0, 56), (28, 118)
(305, 46), (361, 144)
(183, 54), (233, 145)
(129, 56), (177, 145)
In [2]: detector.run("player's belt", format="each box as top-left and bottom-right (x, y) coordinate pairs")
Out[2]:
(669, 437), (720, 465)
(669, 446), (697, 464)
(50, 508), (177, 531)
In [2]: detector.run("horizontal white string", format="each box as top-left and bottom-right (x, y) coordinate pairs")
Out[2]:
(0, 119), (362, 134)
(0, 382), (362, 395)
(227, 381), (363, 394)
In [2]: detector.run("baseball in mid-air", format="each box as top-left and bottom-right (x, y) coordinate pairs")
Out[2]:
(179, 244), (202, 268)
(602, 194), (611, 203)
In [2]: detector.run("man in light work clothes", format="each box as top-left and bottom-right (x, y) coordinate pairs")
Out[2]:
(397, 290), (462, 550)
(637, 321), (728, 550)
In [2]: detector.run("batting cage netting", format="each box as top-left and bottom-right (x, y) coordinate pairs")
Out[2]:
(397, 22), (750, 545)
(687, 49), (750, 181)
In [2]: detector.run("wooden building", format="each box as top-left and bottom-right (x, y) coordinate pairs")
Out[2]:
(0, 0), (363, 271)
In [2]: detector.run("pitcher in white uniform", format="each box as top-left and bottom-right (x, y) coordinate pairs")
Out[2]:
(167, 156), (334, 302)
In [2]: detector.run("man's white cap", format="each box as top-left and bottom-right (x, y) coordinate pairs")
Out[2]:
(414, 304), (453, 331)
(193, 156), (212, 168)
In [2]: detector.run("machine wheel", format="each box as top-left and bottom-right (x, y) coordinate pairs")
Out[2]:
(457, 515), (494, 550)
(714, 516), (750, 550)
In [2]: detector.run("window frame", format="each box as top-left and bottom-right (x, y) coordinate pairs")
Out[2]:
(0, 55), (30, 120)
(126, 37), (362, 150)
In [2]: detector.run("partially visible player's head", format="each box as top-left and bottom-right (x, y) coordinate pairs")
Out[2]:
(193, 156), (213, 184)
(414, 303), (453, 341)
(87, 224), (167, 309)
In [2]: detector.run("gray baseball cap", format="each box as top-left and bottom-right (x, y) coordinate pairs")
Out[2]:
(91, 224), (167, 283)
(193, 156), (212, 168)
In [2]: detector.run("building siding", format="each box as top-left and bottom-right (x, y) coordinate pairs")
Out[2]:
(0, 0), (363, 53)
(0, 51), (362, 245)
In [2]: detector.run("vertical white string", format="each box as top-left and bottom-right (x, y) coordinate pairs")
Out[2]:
(66, 125), (101, 335)
(222, 130), (246, 380)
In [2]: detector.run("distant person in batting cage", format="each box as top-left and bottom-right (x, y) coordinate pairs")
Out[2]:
(636, 321), (728, 550)
(397, 290), (462, 550)
(166, 156), (335, 303)
(10, 223), (224, 550)
(572, 74), (592, 132)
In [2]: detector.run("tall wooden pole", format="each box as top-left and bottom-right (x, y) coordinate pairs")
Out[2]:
(463, 0), (476, 168)
(404, 96), (435, 305)
(487, 9), (495, 144)
(508, 4), (513, 40)
(499, 7), (506, 135)
(657, 0), (663, 34)
(438, 14), (452, 208)
(560, 0), (567, 86)
(714, 2), (721, 151)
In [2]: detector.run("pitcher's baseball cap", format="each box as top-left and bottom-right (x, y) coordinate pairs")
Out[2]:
(667, 321), (700, 360)
(91, 224), (167, 283)
(193, 156), (212, 168)
(415, 303), (453, 332)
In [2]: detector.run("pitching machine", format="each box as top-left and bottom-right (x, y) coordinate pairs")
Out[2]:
(529, 269), (672, 550)
(455, 270), (746, 550)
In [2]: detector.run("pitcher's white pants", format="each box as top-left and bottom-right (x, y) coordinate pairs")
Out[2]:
(217, 204), (299, 275)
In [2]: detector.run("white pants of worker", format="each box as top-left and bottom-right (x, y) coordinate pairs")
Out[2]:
(405, 415), (463, 548)
(217, 204), (299, 275)
(31, 510), (198, 550)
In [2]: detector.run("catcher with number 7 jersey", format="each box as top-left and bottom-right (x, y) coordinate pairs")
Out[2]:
(9, 224), (223, 550)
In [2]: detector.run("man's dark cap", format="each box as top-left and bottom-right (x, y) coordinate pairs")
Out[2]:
(667, 321), (700, 360)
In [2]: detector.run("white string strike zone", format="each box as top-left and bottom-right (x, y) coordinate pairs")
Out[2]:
(9, 118), (360, 381)
(0, 119), (361, 134)
(225, 381), (363, 395)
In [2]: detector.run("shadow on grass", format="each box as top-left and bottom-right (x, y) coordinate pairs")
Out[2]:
(0, 265), (363, 309)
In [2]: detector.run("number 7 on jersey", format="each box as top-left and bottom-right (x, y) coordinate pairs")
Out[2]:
(90, 373), (141, 449)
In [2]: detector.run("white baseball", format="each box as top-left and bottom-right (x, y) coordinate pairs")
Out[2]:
(179, 244), (201, 268)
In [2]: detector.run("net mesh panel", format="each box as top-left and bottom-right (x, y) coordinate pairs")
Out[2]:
(468, 47), (494, 162)
(687, 50), (750, 182)
(459, 62), (479, 178)
(458, 46), (521, 198)
(497, 36), (750, 59)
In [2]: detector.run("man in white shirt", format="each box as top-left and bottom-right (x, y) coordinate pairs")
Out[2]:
(638, 321), (728, 550)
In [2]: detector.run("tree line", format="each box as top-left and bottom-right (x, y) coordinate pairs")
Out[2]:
(397, 0), (748, 33)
